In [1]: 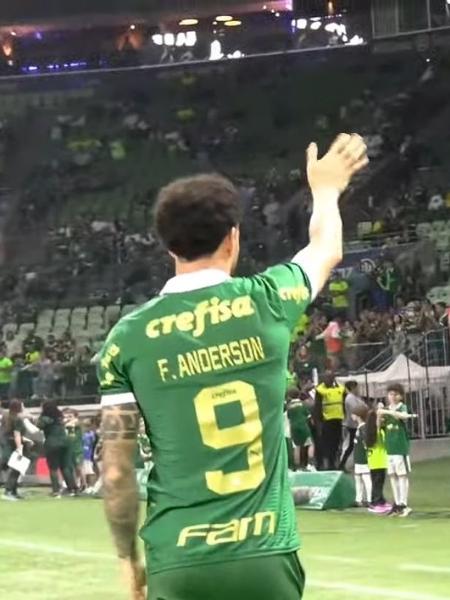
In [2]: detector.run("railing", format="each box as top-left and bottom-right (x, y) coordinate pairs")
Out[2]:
(360, 378), (450, 439)
(8, 362), (98, 407)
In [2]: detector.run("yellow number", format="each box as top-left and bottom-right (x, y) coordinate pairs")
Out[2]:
(194, 380), (265, 495)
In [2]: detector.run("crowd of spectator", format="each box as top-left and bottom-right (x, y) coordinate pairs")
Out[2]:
(0, 329), (97, 407)
(0, 48), (447, 405)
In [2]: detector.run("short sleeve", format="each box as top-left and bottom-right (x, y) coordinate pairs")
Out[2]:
(97, 322), (136, 407)
(258, 263), (312, 331)
(13, 417), (26, 436)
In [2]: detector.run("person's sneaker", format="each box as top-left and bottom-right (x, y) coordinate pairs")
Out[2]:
(305, 464), (317, 472)
(50, 492), (62, 499)
(388, 504), (401, 516)
(368, 503), (391, 514)
(2, 492), (19, 501)
(398, 506), (412, 518)
(14, 492), (25, 500)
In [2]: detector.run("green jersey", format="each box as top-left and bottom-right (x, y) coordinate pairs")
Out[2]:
(287, 402), (310, 431)
(99, 263), (312, 574)
(385, 402), (410, 455)
(37, 415), (68, 449)
(66, 425), (83, 456)
(353, 423), (367, 466)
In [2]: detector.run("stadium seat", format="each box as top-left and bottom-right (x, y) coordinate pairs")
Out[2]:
(37, 309), (54, 328)
(105, 305), (121, 325)
(71, 307), (87, 322)
(439, 252), (450, 273)
(357, 221), (372, 238)
(18, 323), (35, 336)
(71, 315), (87, 328)
(35, 327), (51, 340)
(3, 323), (18, 335)
(122, 304), (138, 317)
(74, 332), (92, 346)
(54, 308), (71, 321)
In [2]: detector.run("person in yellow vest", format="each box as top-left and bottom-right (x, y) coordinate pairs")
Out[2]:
(315, 371), (345, 470)
(0, 345), (13, 406)
(328, 271), (349, 319)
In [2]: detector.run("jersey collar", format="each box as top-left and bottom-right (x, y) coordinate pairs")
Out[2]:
(160, 268), (231, 294)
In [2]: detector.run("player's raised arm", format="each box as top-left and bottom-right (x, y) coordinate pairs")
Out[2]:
(101, 402), (146, 600)
(293, 133), (368, 298)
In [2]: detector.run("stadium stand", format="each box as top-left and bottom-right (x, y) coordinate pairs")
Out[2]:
(0, 47), (449, 402)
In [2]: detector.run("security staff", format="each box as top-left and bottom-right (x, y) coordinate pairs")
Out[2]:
(315, 371), (345, 470)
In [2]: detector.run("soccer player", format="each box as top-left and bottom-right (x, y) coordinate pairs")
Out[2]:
(381, 383), (417, 517)
(98, 133), (368, 600)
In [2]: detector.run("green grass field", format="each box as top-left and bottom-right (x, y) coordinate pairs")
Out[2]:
(1, 459), (450, 600)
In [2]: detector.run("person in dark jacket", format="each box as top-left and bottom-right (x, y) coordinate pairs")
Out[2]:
(37, 399), (77, 497)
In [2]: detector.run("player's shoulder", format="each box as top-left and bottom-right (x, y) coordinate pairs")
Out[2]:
(99, 299), (163, 357)
(241, 262), (311, 299)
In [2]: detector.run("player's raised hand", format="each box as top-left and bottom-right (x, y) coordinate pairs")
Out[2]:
(120, 558), (147, 600)
(306, 133), (369, 194)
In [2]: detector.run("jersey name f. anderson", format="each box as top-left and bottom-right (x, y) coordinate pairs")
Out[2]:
(99, 264), (311, 574)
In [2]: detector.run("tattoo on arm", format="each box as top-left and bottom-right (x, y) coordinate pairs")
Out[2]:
(101, 402), (140, 560)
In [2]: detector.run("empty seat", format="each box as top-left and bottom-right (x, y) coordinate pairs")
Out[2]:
(122, 304), (138, 317)
(3, 323), (17, 335)
(71, 307), (87, 322)
(105, 305), (121, 324)
(54, 308), (71, 321)
(18, 322), (35, 333)
(357, 221), (372, 238)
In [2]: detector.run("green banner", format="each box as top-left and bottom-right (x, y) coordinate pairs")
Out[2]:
(136, 464), (152, 500)
(137, 467), (355, 509)
(289, 470), (356, 511)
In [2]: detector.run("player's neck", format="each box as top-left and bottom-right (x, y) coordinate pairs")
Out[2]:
(174, 257), (231, 277)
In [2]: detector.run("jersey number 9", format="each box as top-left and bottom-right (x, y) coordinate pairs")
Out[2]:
(194, 380), (266, 495)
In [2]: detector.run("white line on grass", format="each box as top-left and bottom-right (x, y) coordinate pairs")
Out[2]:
(3, 541), (450, 599)
(309, 579), (450, 600)
(0, 539), (115, 560)
(400, 564), (450, 575)
(309, 554), (363, 564)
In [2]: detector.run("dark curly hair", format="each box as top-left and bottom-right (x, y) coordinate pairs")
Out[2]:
(154, 174), (241, 261)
